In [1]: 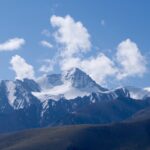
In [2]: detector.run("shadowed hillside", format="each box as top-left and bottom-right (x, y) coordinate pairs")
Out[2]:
(0, 118), (150, 150)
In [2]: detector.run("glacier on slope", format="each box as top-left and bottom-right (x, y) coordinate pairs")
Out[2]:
(33, 68), (107, 101)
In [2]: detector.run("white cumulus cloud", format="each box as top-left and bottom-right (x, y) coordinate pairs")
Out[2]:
(81, 54), (117, 84)
(0, 38), (25, 52)
(10, 55), (35, 80)
(50, 15), (91, 57)
(116, 39), (147, 79)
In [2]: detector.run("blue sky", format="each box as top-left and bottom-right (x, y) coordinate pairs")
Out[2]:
(0, 0), (150, 88)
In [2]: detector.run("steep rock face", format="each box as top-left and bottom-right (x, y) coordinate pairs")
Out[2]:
(47, 74), (63, 87)
(0, 79), (40, 110)
(22, 79), (41, 92)
(0, 79), (41, 133)
(39, 88), (136, 126)
(63, 68), (107, 92)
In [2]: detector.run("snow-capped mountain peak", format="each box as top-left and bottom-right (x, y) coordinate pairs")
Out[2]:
(62, 67), (107, 92)
(33, 68), (108, 101)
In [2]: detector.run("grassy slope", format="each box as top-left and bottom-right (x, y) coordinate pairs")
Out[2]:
(0, 118), (150, 150)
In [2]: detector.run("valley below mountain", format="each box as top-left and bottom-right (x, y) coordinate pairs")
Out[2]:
(1, 112), (150, 150)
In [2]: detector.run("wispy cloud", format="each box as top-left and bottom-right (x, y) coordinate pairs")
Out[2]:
(41, 29), (51, 37)
(0, 38), (25, 52)
(39, 59), (54, 73)
(40, 40), (53, 48)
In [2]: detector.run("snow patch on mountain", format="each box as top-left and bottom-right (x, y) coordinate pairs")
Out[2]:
(32, 81), (89, 101)
(33, 68), (107, 101)
(5, 81), (16, 107)
(89, 87), (129, 104)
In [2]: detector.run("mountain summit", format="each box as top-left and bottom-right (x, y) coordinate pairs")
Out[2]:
(63, 68), (107, 92)
(33, 68), (107, 101)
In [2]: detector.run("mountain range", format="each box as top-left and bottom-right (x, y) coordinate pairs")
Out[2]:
(0, 68), (150, 133)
